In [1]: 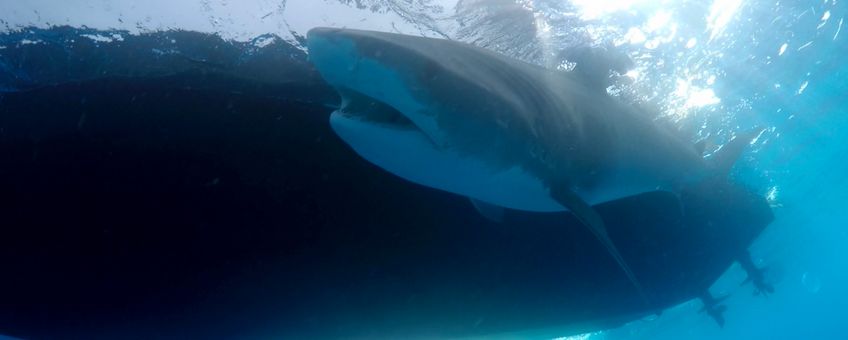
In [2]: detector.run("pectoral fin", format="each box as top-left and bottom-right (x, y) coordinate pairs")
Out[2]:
(469, 197), (505, 223)
(549, 186), (651, 306)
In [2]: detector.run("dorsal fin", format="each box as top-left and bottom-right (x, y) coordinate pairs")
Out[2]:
(712, 128), (764, 176)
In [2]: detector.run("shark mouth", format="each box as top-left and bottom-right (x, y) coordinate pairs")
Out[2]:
(328, 70), (446, 148)
(335, 87), (417, 132)
(306, 28), (447, 148)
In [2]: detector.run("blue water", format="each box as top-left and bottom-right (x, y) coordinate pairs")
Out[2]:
(598, 1), (848, 338)
(1, 0), (847, 339)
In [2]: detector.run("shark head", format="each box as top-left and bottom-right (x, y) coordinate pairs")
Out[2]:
(306, 27), (565, 211)
(307, 28), (445, 148)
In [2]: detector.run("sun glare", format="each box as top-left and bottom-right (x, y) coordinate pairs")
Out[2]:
(707, 0), (744, 41)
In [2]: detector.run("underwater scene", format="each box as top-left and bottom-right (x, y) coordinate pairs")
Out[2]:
(0, 0), (845, 339)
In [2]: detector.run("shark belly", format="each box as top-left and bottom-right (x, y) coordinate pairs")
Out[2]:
(330, 112), (564, 212)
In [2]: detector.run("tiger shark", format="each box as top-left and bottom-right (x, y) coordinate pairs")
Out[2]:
(306, 27), (757, 304)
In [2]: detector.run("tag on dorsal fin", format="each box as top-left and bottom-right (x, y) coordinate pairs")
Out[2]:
(469, 197), (505, 223)
(712, 128), (764, 176)
(549, 186), (652, 307)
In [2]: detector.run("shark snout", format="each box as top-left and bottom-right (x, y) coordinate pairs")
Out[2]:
(306, 29), (361, 89)
(306, 27), (340, 38)
(306, 27), (347, 45)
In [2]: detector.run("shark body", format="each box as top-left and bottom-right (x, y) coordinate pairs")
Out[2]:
(306, 27), (754, 304)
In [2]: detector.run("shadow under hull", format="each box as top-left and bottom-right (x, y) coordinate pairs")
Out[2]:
(0, 72), (773, 339)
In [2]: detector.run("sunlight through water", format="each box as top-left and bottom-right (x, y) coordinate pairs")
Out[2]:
(568, 0), (659, 20)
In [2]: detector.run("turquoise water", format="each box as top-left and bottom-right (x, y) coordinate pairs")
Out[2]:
(601, 1), (848, 338)
(1, 0), (846, 338)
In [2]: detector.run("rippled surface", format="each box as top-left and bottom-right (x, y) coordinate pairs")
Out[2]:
(1, 0), (847, 339)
